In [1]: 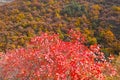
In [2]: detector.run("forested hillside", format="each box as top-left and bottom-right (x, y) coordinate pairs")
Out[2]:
(0, 0), (120, 79)
(0, 0), (119, 56)
(0, 0), (120, 54)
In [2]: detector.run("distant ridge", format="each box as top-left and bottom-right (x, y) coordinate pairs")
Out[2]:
(0, 0), (13, 5)
(0, 0), (13, 3)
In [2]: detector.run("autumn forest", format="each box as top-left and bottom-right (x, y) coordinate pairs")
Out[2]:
(0, 0), (120, 80)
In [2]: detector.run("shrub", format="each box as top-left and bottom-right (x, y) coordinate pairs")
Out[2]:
(60, 1), (86, 17)
(112, 6), (120, 11)
(0, 30), (117, 80)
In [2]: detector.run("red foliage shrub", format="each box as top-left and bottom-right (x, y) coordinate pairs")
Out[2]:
(0, 30), (116, 80)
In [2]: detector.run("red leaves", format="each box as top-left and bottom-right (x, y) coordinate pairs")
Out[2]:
(0, 30), (117, 80)
(90, 44), (100, 53)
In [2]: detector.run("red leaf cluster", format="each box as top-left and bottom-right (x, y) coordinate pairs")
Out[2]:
(0, 30), (116, 80)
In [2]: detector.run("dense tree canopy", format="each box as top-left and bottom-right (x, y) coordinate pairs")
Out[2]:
(0, 0), (119, 55)
(0, 0), (120, 79)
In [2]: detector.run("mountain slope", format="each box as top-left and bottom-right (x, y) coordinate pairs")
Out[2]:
(0, 0), (119, 55)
